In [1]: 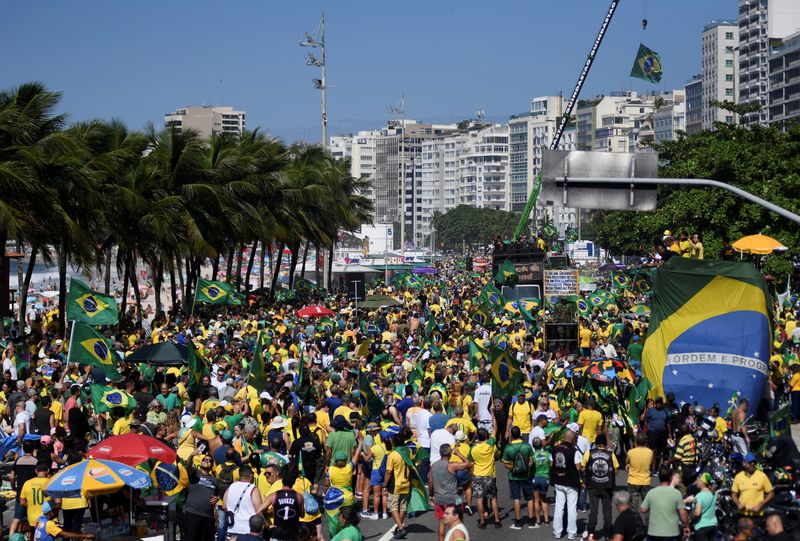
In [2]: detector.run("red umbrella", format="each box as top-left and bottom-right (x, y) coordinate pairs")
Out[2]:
(297, 305), (335, 318)
(87, 434), (177, 466)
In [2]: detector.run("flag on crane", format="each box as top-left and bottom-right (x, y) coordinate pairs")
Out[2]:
(630, 43), (662, 83)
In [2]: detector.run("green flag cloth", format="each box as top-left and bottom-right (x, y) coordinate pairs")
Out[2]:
(490, 345), (523, 398)
(393, 445), (431, 514)
(565, 226), (578, 243)
(577, 298), (591, 318)
(633, 272), (653, 294)
(423, 316), (437, 339)
(293, 276), (316, 292)
(541, 223), (558, 241)
(630, 43), (663, 83)
(370, 352), (392, 368)
(468, 338), (489, 371)
(627, 377), (652, 423)
(494, 259), (519, 287)
(68, 322), (122, 381)
(519, 300), (539, 327)
(90, 384), (137, 414)
(402, 274), (424, 289)
(589, 290), (613, 308)
(359, 369), (384, 421)
(478, 282), (503, 309)
(249, 331), (269, 390)
(471, 304), (492, 328)
(187, 339), (208, 391)
(67, 278), (119, 325)
(195, 279), (232, 304)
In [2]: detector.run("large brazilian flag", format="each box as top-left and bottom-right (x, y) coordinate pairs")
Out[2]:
(643, 258), (772, 409)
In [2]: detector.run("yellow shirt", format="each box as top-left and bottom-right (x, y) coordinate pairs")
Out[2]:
(61, 494), (89, 510)
(112, 416), (132, 436)
(626, 446), (654, 486)
(371, 440), (387, 467)
(253, 471), (273, 499)
(679, 240), (692, 257)
(386, 450), (411, 494)
(581, 448), (619, 470)
(50, 400), (63, 428)
(293, 477), (321, 522)
(21, 477), (49, 526)
(330, 463), (354, 491)
(333, 405), (355, 420)
(714, 416), (728, 440)
(790, 372), (800, 392)
(510, 401), (532, 433)
(691, 242), (704, 259)
(578, 409), (603, 443)
(445, 417), (476, 437)
(469, 437), (498, 477)
(579, 327), (592, 348)
(450, 442), (471, 463)
(732, 470), (774, 513)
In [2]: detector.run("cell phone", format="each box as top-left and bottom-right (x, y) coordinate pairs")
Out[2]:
(197, 443), (207, 454)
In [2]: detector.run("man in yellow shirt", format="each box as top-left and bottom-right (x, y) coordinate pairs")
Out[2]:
(469, 422), (500, 528)
(789, 365), (800, 422)
(579, 324), (593, 357)
(111, 407), (132, 435)
(508, 391), (533, 442)
(577, 398), (603, 444)
(20, 462), (51, 528)
(732, 454), (774, 515)
(384, 441), (412, 538)
(626, 433), (653, 514)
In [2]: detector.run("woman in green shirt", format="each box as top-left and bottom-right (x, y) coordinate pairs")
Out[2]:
(689, 472), (717, 541)
(330, 505), (362, 541)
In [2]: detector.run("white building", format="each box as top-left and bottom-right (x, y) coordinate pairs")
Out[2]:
(768, 31), (800, 126)
(350, 131), (379, 215)
(164, 106), (245, 138)
(654, 98), (687, 143)
(328, 135), (352, 160)
(702, 20), (739, 129)
(458, 124), (509, 210)
(738, 0), (800, 126)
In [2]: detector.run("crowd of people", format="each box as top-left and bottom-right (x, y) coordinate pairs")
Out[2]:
(0, 252), (796, 541)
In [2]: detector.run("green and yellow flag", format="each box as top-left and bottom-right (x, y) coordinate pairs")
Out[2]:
(468, 338), (489, 371)
(494, 259), (519, 288)
(249, 331), (269, 390)
(490, 345), (523, 398)
(630, 43), (663, 83)
(68, 322), (121, 380)
(67, 278), (118, 325)
(359, 369), (384, 421)
(194, 279), (232, 304)
(471, 304), (492, 328)
(90, 384), (137, 414)
(187, 339), (208, 391)
(478, 282), (503, 309)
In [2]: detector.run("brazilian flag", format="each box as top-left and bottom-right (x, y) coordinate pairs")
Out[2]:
(471, 304), (492, 327)
(490, 345), (523, 398)
(541, 223), (559, 241)
(468, 338), (489, 371)
(67, 278), (118, 326)
(294, 276), (316, 292)
(478, 282), (503, 309)
(519, 299), (539, 327)
(194, 279), (231, 304)
(643, 258), (772, 409)
(494, 259), (519, 288)
(393, 445), (431, 514)
(403, 274), (423, 290)
(370, 352), (392, 369)
(633, 272), (653, 294)
(611, 271), (631, 291)
(90, 384), (137, 414)
(630, 43), (663, 83)
(359, 369), (384, 421)
(68, 322), (121, 381)
(249, 331), (269, 390)
(577, 298), (591, 318)
(565, 226), (578, 243)
(493, 333), (511, 351)
(317, 317), (335, 333)
(187, 339), (208, 391)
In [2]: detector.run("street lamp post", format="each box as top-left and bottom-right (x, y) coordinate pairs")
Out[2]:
(387, 95), (405, 258)
(300, 12), (330, 289)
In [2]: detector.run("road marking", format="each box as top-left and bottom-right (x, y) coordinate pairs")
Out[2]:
(377, 525), (398, 541)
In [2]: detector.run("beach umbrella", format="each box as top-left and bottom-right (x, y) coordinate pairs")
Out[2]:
(297, 305), (335, 318)
(125, 342), (188, 366)
(43, 458), (151, 498)
(359, 295), (402, 309)
(732, 233), (788, 255)
(87, 434), (177, 466)
(150, 461), (188, 496)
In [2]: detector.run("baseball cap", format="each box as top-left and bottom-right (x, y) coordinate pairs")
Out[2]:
(567, 422), (581, 433)
(699, 472), (714, 485)
(42, 501), (55, 514)
(259, 391), (273, 401)
(536, 414), (549, 422)
(744, 453), (756, 463)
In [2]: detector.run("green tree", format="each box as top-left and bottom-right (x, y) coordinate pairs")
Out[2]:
(432, 205), (519, 251)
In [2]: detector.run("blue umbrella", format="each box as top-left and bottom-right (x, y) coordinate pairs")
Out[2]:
(44, 458), (151, 498)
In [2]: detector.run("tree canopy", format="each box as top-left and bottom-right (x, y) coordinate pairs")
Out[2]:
(0, 82), (373, 333)
(589, 121), (800, 278)
(432, 205), (518, 251)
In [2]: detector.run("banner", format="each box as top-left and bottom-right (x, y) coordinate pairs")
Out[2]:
(544, 270), (579, 297)
(642, 258), (772, 408)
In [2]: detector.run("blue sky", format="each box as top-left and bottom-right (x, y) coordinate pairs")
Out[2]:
(2, 1), (735, 142)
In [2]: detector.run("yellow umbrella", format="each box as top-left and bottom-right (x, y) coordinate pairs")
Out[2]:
(732, 234), (788, 255)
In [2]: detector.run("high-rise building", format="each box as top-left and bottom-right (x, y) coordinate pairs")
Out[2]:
(654, 96), (687, 143)
(685, 75), (704, 134)
(702, 20), (739, 129)
(458, 124), (509, 211)
(508, 96), (567, 214)
(575, 92), (656, 152)
(768, 31), (800, 126)
(164, 106), (245, 138)
(329, 132), (378, 217)
(738, 0), (800, 126)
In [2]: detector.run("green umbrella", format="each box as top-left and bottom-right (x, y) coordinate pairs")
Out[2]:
(359, 295), (403, 309)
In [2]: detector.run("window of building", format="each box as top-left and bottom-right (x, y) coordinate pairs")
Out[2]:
(725, 87), (734, 96)
(725, 115), (734, 123)
(725, 74), (734, 81)
(725, 32), (734, 39)
(725, 59), (734, 67)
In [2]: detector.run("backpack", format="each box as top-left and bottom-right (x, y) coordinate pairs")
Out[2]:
(217, 462), (237, 493)
(629, 510), (647, 541)
(511, 445), (530, 478)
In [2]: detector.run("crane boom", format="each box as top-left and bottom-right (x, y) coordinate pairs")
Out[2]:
(512, 0), (621, 241)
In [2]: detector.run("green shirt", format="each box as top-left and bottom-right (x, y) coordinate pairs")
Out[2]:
(331, 524), (362, 541)
(627, 343), (643, 362)
(694, 491), (717, 530)
(641, 485), (684, 537)
(533, 449), (551, 478)
(224, 413), (245, 431)
(501, 440), (534, 480)
(326, 430), (358, 466)
(156, 392), (181, 411)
